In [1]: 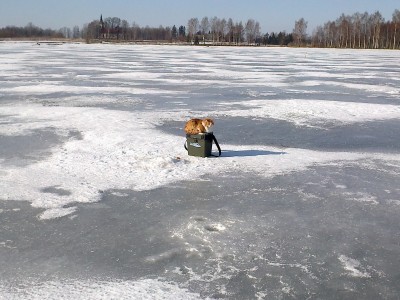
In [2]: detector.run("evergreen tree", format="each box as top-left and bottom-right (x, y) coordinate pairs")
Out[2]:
(178, 25), (186, 37)
(171, 25), (178, 39)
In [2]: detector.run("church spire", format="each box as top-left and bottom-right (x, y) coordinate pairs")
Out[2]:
(100, 14), (104, 29)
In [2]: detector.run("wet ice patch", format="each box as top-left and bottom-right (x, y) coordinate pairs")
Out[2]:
(171, 215), (235, 257)
(41, 186), (72, 196)
(338, 255), (371, 278)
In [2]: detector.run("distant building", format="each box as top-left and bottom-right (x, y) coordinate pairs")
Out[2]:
(99, 15), (120, 39)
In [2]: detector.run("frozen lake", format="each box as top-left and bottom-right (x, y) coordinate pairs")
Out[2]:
(0, 42), (400, 299)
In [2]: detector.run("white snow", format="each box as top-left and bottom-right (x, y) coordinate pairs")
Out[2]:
(1, 104), (398, 219)
(39, 206), (78, 220)
(1, 43), (400, 220)
(338, 255), (371, 278)
(214, 99), (400, 127)
(8, 84), (181, 96)
(0, 278), (205, 300)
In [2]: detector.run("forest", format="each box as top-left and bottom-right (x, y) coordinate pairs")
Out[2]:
(0, 9), (399, 49)
(311, 10), (400, 49)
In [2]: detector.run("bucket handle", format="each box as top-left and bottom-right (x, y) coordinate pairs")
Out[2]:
(184, 134), (221, 157)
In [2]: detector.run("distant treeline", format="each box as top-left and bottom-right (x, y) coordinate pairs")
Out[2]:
(85, 16), (291, 46)
(0, 22), (64, 39)
(311, 10), (400, 49)
(1, 9), (399, 49)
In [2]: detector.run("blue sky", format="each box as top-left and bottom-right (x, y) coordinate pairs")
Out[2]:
(0, 0), (399, 34)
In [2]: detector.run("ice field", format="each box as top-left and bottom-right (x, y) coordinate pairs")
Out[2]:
(0, 42), (400, 299)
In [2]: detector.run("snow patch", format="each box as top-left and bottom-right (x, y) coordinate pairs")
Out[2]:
(344, 192), (379, 205)
(338, 255), (371, 278)
(0, 278), (205, 300)
(0, 105), (399, 219)
(38, 207), (78, 220)
(215, 99), (400, 127)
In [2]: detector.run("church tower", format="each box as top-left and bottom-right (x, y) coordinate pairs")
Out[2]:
(100, 14), (105, 38)
(100, 14), (104, 29)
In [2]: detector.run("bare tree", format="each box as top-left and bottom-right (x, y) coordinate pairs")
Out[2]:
(131, 22), (140, 41)
(234, 21), (244, 45)
(254, 21), (261, 44)
(227, 18), (234, 44)
(293, 18), (308, 46)
(210, 16), (219, 43)
(393, 9), (400, 49)
(165, 26), (172, 41)
(309, 9), (400, 49)
(112, 17), (121, 28)
(187, 17), (199, 42)
(121, 20), (129, 40)
(59, 27), (71, 38)
(200, 17), (209, 44)
(352, 13), (362, 48)
(370, 11), (383, 48)
(83, 20), (101, 42)
(245, 19), (260, 44)
(200, 17), (209, 34)
(337, 14), (351, 47)
(312, 25), (324, 47)
(360, 12), (370, 48)
(219, 18), (227, 43)
(72, 26), (80, 39)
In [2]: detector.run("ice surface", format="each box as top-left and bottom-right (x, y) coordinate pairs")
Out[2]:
(1, 42), (399, 299)
(214, 99), (400, 127)
(0, 278), (205, 300)
(1, 104), (398, 219)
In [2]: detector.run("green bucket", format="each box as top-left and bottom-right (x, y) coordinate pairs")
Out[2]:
(185, 133), (221, 158)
